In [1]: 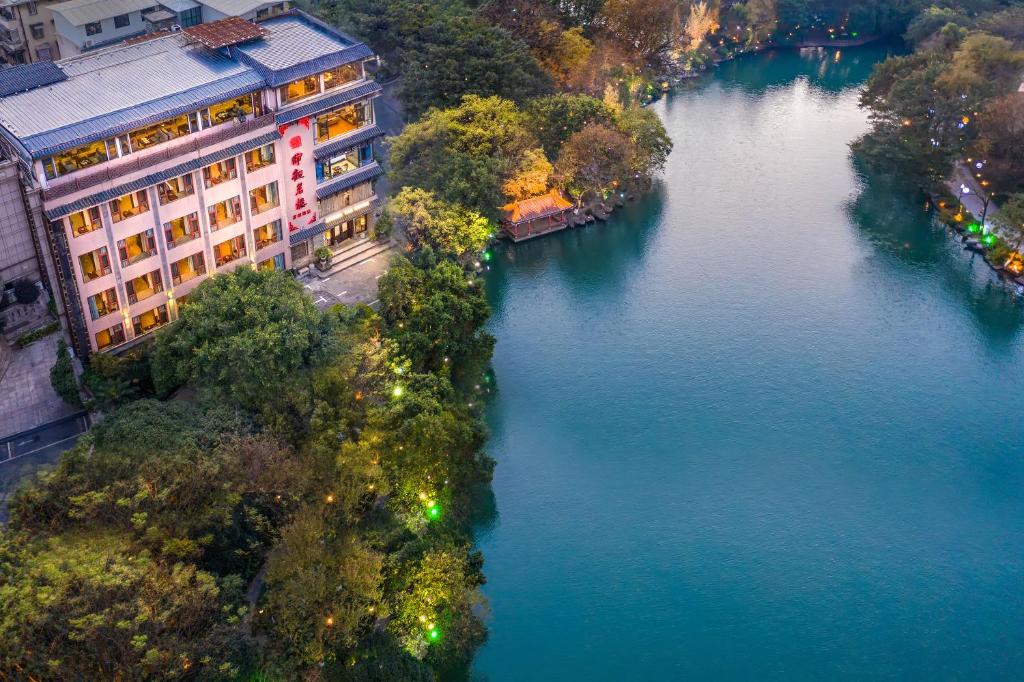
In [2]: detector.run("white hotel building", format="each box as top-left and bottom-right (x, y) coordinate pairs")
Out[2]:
(0, 10), (384, 355)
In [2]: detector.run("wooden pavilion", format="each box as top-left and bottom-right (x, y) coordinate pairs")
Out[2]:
(500, 189), (574, 242)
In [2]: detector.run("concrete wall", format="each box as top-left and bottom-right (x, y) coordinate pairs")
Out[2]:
(53, 9), (143, 57)
(17, 0), (61, 62)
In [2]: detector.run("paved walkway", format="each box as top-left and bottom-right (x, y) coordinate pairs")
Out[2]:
(948, 162), (1001, 228)
(0, 333), (78, 439)
(299, 243), (401, 309)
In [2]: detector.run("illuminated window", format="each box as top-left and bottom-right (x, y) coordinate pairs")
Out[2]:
(109, 190), (149, 222)
(249, 182), (279, 215)
(315, 102), (370, 144)
(323, 63), (360, 91)
(125, 269), (163, 304)
(245, 143), (275, 172)
(157, 174), (194, 204)
(209, 95), (254, 126)
(66, 206), (101, 237)
(163, 212), (200, 248)
(170, 252), (206, 285)
(95, 322), (126, 351)
(87, 287), (118, 320)
(116, 228), (158, 267)
(78, 246), (111, 282)
(131, 303), (169, 336)
(213, 235), (246, 267)
(254, 219), (282, 250)
(203, 158), (237, 188)
(279, 75), (320, 104)
(127, 113), (192, 153)
(207, 196), (242, 231)
(43, 139), (108, 179)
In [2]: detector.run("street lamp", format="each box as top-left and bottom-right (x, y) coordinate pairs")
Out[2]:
(957, 183), (971, 214)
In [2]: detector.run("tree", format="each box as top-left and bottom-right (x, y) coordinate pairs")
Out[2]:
(736, 0), (778, 46)
(684, 1), (720, 52)
(904, 6), (970, 46)
(258, 507), (384, 667)
(502, 148), (554, 201)
(49, 339), (80, 407)
(979, 92), (1024, 188)
(554, 123), (636, 201)
(389, 95), (539, 218)
(0, 531), (248, 679)
(993, 193), (1024, 251)
(598, 0), (681, 59)
(390, 548), (487, 663)
(524, 93), (617, 158)
(377, 256), (494, 377)
(617, 107), (673, 180)
(150, 268), (329, 410)
(390, 187), (494, 259)
(397, 16), (551, 119)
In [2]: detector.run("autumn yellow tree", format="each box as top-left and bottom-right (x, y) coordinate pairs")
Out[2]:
(684, 1), (720, 52)
(503, 149), (555, 201)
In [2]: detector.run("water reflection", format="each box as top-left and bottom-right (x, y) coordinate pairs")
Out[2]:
(848, 160), (1024, 345)
(713, 42), (901, 95)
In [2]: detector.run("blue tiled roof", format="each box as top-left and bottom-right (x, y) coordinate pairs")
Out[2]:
(0, 62), (67, 97)
(276, 81), (382, 125)
(312, 124), (383, 160)
(26, 72), (265, 159)
(44, 131), (279, 220)
(235, 11), (372, 87)
(315, 161), (382, 200)
(289, 219), (324, 245)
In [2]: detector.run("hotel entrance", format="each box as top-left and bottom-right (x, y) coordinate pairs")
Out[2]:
(323, 214), (368, 249)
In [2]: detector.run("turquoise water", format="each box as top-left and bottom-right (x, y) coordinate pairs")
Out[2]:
(474, 45), (1024, 680)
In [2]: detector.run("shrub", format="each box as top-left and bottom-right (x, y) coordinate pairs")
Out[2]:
(13, 279), (38, 304)
(15, 321), (59, 348)
(50, 339), (81, 407)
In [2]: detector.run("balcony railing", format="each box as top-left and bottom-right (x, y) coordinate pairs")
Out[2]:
(43, 113), (277, 202)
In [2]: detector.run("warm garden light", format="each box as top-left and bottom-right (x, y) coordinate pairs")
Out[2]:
(393, 385), (404, 398)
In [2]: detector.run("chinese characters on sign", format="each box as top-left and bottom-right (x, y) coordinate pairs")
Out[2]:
(280, 117), (317, 232)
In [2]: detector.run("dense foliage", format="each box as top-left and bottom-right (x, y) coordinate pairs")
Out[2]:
(2, 264), (495, 679)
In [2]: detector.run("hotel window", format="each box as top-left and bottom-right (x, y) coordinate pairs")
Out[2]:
(208, 94), (255, 126)
(213, 235), (246, 267)
(315, 102), (370, 144)
(125, 269), (163, 305)
(117, 228), (158, 267)
(170, 251), (206, 285)
(207, 196), (242, 231)
(95, 322), (126, 351)
(27, 2), (37, 15)
(66, 206), (101, 237)
(43, 139), (108, 179)
(323, 63), (361, 91)
(78, 246), (111, 282)
(113, 13), (130, 28)
(163, 212), (201, 248)
(132, 304), (169, 336)
(257, 253), (286, 271)
(249, 182), (279, 215)
(109, 190), (149, 222)
(157, 174), (194, 204)
(254, 219), (282, 250)
(85, 22), (101, 36)
(127, 113), (193, 153)
(29, 23), (43, 39)
(245, 144), (275, 172)
(87, 287), (119, 321)
(203, 158), (237, 188)
(316, 143), (371, 182)
(279, 75), (320, 104)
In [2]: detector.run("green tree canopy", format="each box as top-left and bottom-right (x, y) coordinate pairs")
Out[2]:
(388, 95), (539, 218)
(389, 187), (494, 260)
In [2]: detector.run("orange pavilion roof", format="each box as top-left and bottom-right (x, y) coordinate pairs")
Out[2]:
(502, 189), (572, 225)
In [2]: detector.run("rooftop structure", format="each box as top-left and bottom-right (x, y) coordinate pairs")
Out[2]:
(49, 0), (152, 27)
(183, 15), (266, 49)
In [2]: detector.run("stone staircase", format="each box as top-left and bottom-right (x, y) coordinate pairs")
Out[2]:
(315, 238), (396, 278)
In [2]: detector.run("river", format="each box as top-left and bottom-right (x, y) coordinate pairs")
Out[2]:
(473, 45), (1024, 680)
